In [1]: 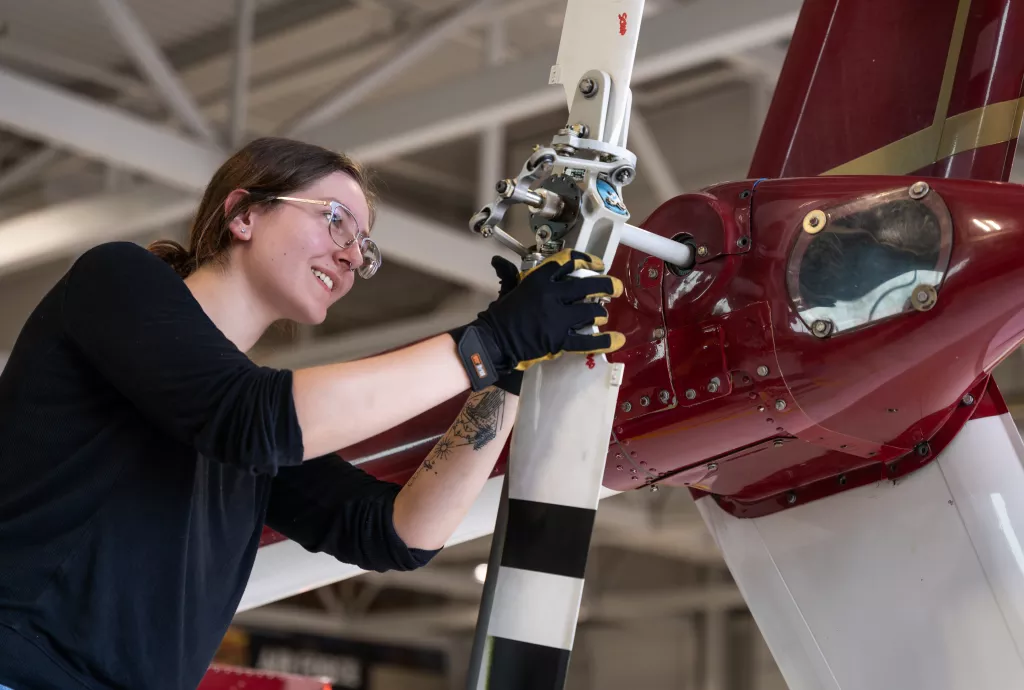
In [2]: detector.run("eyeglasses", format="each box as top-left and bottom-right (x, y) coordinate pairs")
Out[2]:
(266, 195), (381, 279)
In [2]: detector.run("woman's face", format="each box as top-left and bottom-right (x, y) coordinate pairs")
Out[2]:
(233, 171), (372, 325)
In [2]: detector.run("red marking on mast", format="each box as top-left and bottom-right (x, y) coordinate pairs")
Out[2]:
(618, 12), (628, 36)
(586, 354), (596, 369)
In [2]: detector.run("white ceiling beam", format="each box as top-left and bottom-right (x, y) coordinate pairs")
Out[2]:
(229, 0), (256, 148)
(0, 183), (196, 276)
(95, 0), (220, 144)
(0, 68), (516, 287)
(286, 0), (495, 135)
(238, 583), (745, 641)
(728, 43), (789, 87)
(305, 0), (803, 162)
(0, 67), (221, 192)
(628, 109), (683, 202)
(0, 39), (152, 100)
(0, 148), (63, 197)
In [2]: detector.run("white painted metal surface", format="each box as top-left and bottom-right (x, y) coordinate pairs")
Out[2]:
(550, 0), (644, 148)
(489, 567), (586, 650)
(507, 356), (625, 510)
(697, 413), (1024, 690)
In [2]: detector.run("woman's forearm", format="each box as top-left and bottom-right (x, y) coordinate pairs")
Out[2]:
(292, 334), (471, 460)
(391, 386), (518, 550)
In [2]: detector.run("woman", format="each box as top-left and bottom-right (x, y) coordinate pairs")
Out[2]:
(0, 137), (623, 689)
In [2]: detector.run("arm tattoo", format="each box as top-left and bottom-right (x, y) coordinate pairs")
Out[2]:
(412, 388), (507, 480)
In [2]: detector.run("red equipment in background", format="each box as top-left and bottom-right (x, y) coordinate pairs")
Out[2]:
(199, 665), (330, 690)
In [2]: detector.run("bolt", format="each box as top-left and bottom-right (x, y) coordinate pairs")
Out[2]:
(568, 123), (589, 138)
(736, 236), (750, 248)
(708, 463), (718, 471)
(536, 225), (553, 242)
(640, 396), (650, 407)
(480, 226), (493, 238)
(786, 492), (797, 505)
(616, 168), (634, 184)
(808, 215), (820, 228)
(707, 380), (720, 394)
(962, 394), (975, 406)
(916, 442), (931, 457)
(909, 181), (930, 199)
(659, 389), (671, 404)
(578, 76), (598, 97)
(757, 365), (770, 377)
(697, 245), (709, 257)
(495, 179), (513, 196)
(650, 485), (659, 493)
(917, 290), (930, 303)
(621, 401), (632, 412)
(838, 474), (848, 486)
(774, 439), (784, 448)
(811, 319), (833, 338)
(685, 389), (697, 400)
(775, 399), (787, 411)
(653, 327), (666, 340)
(647, 267), (659, 279)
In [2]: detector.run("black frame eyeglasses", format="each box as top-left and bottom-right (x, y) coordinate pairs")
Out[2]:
(267, 195), (381, 279)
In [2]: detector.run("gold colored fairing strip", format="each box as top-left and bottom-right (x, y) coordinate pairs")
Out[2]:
(823, 0), (975, 176)
(933, 0), (973, 128)
(937, 96), (1024, 159)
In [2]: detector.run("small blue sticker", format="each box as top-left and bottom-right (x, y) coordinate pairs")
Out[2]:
(597, 179), (628, 215)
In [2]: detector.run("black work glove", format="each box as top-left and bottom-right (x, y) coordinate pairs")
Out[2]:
(449, 249), (625, 392)
(489, 256), (525, 395)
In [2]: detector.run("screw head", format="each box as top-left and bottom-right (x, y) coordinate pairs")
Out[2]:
(707, 463), (718, 471)
(647, 267), (659, 279)
(653, 327), (666, 340)
(536, 225), (553, 242)
(916, 442), (931, 457)
(811, 319), (833, 338)
(621, 401), (632, 412)
(756, 365), (770, 377)
(909, 181), (930, 199)
(616, 168), (635, 184)
(578, 76), (598, 97)
(775, 399), (787, 411)
(696, 245), (709, 257)
(495, 179), (513, 196)
(650, 485), (659, 493)
(640, 396), (650, 407)
(707, 381), (719, 394)
(774, 439), (784, 447)
(685, 388), (697, 400)
(962, 394), (976, 406)
(568, 122), (589, 138)
(787, 492), (797, 505)
(803, 210), (827, 234)
(659, 389), (672, 404)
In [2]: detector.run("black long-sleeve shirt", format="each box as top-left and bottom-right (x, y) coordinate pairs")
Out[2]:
(0, 242), (437, 689)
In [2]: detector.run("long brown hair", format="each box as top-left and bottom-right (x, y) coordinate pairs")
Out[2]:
(149, 137), (376, 278)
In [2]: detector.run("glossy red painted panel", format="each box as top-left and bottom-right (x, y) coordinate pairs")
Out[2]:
(602, 176), (1024, 516)
(943, 0), (1024, 120)
(750, 0), (958, 178)
(914, 141), (1018, 182)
